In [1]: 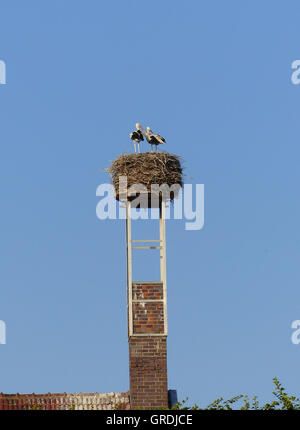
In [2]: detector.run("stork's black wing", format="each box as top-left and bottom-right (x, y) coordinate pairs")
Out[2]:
(137, 130), (144, 140)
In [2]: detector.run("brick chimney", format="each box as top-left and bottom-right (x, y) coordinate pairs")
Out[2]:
(126, 200), (168, 409)
(128, 283), (168, 409)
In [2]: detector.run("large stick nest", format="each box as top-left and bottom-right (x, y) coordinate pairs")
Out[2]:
(107, 152), (183, 202)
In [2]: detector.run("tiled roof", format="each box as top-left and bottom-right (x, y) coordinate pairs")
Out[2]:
(0, 391), (130, 410)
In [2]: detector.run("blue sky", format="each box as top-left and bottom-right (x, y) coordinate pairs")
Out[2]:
(0, 0), (299, 406)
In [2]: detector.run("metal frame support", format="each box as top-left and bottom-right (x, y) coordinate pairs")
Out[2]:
(126, 199), (168, 337)
(160, 201), (168, 336)
(126, 201), (133, 337)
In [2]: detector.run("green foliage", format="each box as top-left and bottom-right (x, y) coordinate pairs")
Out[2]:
(114, 401), (126, 410)
(170, 378), (300, 410)
(263, 378), (300, 410)
(30, 405), (41, 410)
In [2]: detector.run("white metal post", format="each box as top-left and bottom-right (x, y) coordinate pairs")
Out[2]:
(160, 203), (164, 283)
(126, 200), (133, 337)
(160, 201), (168, 336)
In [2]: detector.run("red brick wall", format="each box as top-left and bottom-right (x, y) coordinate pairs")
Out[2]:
(129, 282), (168, 409)
(0, 392), (130, 410)
(129, 336), (168, 409)
(132, 283), (165, 335)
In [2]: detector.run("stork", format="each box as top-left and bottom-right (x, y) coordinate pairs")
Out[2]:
(145, 127), (166, 152)
(130, 123), (144, 153)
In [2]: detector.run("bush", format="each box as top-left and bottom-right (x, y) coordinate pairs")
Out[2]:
(170, 378), (300, 410)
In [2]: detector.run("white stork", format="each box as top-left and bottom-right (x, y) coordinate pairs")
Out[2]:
(145, 127), (166, 152)
(129, 123), (144, 153)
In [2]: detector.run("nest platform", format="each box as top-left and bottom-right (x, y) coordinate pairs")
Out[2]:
(107, 152), (183, 207)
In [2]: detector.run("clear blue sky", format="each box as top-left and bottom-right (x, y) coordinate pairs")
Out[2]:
(0, 0), (300, 406)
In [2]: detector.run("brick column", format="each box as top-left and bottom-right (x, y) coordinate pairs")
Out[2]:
(128, 282), (168, 409)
